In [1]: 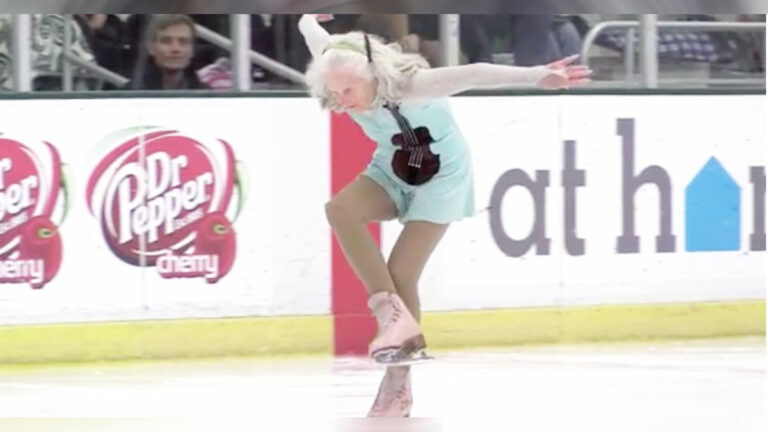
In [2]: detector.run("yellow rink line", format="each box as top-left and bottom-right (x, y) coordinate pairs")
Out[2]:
(0, 300), (763, 365)
(423, 299), (765, 348)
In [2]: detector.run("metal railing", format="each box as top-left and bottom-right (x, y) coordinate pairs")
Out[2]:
(9, 14), (126, 91)
(10, 14), (32, 92)
(439, 14), (461, 67)
(63, 51), (130, 88)
(581, 18), (767, 88)
(194, 21), (305, 85)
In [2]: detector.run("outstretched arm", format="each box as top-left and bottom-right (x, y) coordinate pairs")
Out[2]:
(404, 55), (592, 101)
(298, 14), (332, 60)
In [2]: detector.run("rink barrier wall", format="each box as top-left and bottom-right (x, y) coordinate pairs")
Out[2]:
(0, 89), (764, 364)
(334, 91), (766, 355)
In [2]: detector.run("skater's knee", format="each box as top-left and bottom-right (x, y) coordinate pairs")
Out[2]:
(325, 200), (344, 225)
(325, 198), (360, 226)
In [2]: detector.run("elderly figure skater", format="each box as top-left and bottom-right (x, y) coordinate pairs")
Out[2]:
(299, 14), (592, 417)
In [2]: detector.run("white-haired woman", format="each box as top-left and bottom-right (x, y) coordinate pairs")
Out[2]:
(299, 14), (591, 417)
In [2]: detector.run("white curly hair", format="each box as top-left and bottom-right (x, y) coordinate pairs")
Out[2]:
(304, 31), (430, 112)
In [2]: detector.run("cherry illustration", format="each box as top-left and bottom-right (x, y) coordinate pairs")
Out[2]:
(194, 211), (236, 283)
(19, 216), (62, 289)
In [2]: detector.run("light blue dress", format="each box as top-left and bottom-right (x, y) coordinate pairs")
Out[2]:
(348, 98), (475, 224)
(298, 14), (548, 224)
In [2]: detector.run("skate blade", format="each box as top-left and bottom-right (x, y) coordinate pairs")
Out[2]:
(374, 349), (434, 367)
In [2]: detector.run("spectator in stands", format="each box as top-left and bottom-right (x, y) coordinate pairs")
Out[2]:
(189, 14), (230, 69)
(0, 15), (12, 90)
(551, 15), (584, 61)
(403, 15), (441, 66)
(311, 14), (443, 66)
(509, 14), (562, 66)
(128, 14), (208, 90)
(263, 14), (312, 83)
(460, 14), (498, 64)
(124, 14), (148, 73)
(0, 14), (96, 91)
(736, 14), (765, 72)
(249, 14), (272, 82)
(460, 15), (583, 67)
(76, 14), (130, 87)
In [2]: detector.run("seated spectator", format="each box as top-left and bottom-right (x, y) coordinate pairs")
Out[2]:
(128, 14), (208, 90)
(551, 15), (583, 61)
(249, 14), (273, 82)
(188, 14), (230, 70)
(735, 14), (764, 72)
(197, 56), (233, 89)
(396, 14), (442, 66)
(313, 14), (441, 66)
(76, 14), (130, 88)
(0, 14), (96, 91)
(457, 14), (584, 67)
(460, 14), (499, 64)
(508, 14), (562, 66)
(258, 14), (310, 84)
(0, 15), (11, 90)
(594, 14), (764, 73)
(124, 14), (149, 74)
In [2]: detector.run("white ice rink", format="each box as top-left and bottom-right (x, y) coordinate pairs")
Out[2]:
(0, 337), (764, 432)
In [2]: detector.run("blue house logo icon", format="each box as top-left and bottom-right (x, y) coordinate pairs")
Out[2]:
(685, 157), (741, 252)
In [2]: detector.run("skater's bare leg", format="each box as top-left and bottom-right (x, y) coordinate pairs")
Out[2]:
(326, 175), (423, 360)
(325, 175), (398, 295)
(387, 221), (449, 323)
(368, 221), (448, 417)
(367, 220), (449, 361)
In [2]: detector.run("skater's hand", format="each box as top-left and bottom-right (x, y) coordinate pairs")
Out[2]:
(537, 55), (593, 90)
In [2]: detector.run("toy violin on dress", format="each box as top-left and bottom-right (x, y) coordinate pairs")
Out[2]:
(386, 103), (441, 186)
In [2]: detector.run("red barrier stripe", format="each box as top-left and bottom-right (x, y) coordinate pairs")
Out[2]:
(330, 112), (379, 356)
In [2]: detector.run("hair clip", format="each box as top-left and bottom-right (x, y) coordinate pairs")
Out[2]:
(364, 34), (373, 63)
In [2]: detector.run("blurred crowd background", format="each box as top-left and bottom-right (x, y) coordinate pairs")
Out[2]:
(0, 13), (764, 92)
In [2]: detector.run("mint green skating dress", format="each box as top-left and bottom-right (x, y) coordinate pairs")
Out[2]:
(349, 99), (475, 224)
(298, 14), (551, 224)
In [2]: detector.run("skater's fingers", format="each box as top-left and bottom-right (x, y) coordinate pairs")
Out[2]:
(567, 69), (593, 80)
(567, 65), (591, 73)
(568, 78), (592, 86)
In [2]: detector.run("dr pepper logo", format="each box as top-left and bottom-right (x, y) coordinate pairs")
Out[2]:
(0, 135), (68, 289)
(86, 128), (243, 283)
